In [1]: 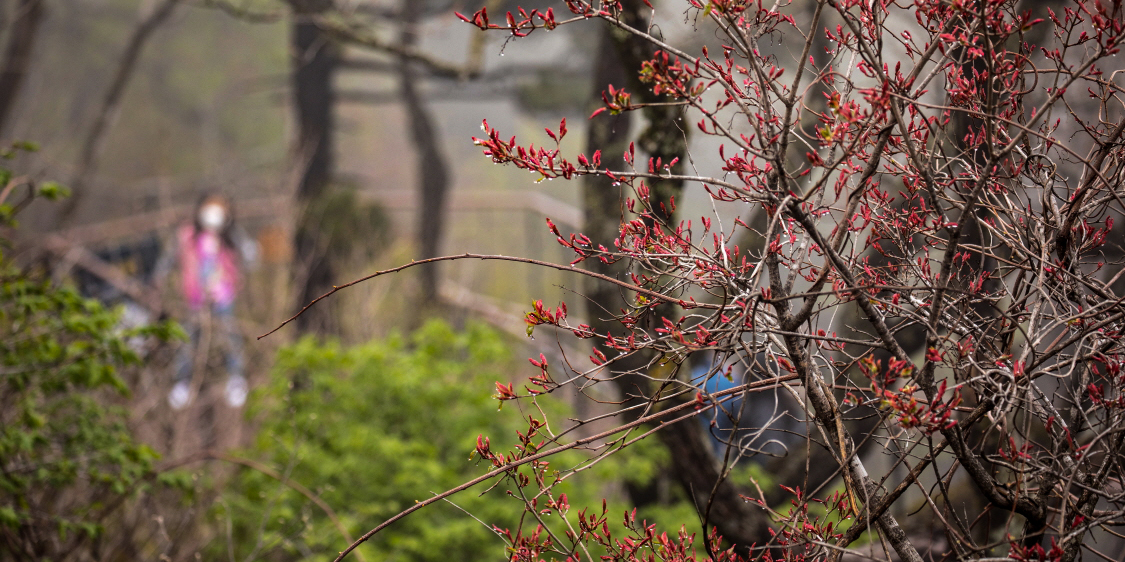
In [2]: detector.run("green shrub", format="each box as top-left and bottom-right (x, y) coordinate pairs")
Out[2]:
(0, 255), (177, 559)
(218, 321), (569, 561)
(217, 320), (704, 562)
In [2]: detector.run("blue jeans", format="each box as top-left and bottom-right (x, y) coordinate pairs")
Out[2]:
(173, 304), (244, 383)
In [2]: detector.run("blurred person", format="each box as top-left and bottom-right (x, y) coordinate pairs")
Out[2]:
(693, 355), (804, 460)
(162, 193), (257, 410)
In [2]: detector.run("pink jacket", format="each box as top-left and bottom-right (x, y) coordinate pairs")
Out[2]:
(178, 224), (240, 310)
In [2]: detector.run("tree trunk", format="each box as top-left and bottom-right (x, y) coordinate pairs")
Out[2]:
(291, 13), (339, 335)
(399, 0), (450, 311)
(581, 2), (773, 548)
(581, 23), (634, 370)
(0, 0), (44, 135)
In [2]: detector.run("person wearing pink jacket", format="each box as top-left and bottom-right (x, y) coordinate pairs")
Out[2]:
(166, 193), (256, 410)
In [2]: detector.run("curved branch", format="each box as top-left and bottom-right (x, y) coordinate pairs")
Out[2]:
(315, 16), (480, 79)
(61, 0), (181, 225)
(0, 0), (45, 134)
(259, 253), (721, 339)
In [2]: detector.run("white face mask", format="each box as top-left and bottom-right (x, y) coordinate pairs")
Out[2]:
(199, 204), (227, 232)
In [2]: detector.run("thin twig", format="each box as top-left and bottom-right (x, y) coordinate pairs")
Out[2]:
(259, 253), (720, 339)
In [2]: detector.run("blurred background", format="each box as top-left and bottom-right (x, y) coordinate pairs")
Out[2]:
(13, 0), (599, 336)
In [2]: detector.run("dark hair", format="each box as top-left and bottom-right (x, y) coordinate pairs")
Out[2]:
(191, 192), (237, 249)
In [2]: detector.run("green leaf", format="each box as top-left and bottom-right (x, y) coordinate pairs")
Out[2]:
(0, 506), (21, 527)
(36, 181), (71, 201)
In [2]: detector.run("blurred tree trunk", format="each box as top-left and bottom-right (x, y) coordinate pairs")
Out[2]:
(581, 18), (635, 410)
(581, 0), (771, 547)
(290, 9), (339, 335)
(0, 0), (44, 135)
(398, 0), (449, 314)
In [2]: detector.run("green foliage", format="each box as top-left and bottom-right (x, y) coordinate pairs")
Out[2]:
(0, 254), (178, 558)
(296, 187), (390, 265)
(217, 321), (625, 562)
(36, 181), (71, 201)
(0, 141), (56, 227)
(516, 69), (593, 114)
(594, 436), (704, 538)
